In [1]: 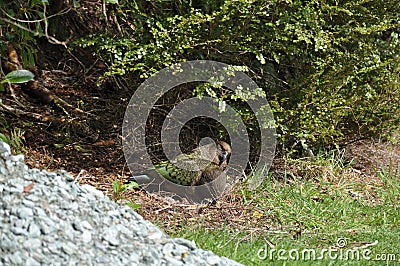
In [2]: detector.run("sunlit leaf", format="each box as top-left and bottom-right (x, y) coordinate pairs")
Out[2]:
(126, 201), (141, 209)
(1, 70), (34, 84)
(73, 144), (90, 152)
(53, 143), (65, 148)
(0, 133), (9, 143)
(126, 181), (140, 190)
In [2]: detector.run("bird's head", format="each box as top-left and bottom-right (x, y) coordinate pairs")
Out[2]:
(216, 141), (231, 168)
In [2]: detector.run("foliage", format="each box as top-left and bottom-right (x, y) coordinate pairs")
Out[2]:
(0, 0), (47, 68)
(77, 0), (400, 154)
(111, 178), (140, 209)
(0, 128), (26, 154)
(0, 69), (35, 91)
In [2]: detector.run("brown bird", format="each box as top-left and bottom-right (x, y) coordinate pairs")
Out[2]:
(151, 140), (231, 186)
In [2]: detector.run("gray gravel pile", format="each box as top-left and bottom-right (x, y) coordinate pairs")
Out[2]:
(0, 141), (243, 266)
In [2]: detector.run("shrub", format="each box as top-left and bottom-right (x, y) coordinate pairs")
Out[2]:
(78, 0), (400, 154)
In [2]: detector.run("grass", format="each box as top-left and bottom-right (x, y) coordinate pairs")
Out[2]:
(0, 127), (26, 154)
(168, 160), (400, 265)
(111, 178), (141, 209)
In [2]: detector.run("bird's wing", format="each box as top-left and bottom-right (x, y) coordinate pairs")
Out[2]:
(130, 141), (231, 187)
(191, 163), (223, 186)
(153, 160), (201, 186)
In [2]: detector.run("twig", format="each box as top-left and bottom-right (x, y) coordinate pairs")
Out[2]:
(0, 102), (42, 120)
(0, 5), (86, 73)
(155, 205), (173, 214)
(0, 56), (25, 107)
(0, 7), (71, 23)
(102, 0), (108, 26)
(0, 17), (67, 46)
(5, 83), (25, 108)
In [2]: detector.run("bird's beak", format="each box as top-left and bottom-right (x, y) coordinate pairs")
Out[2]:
(220, 151), (228, 163)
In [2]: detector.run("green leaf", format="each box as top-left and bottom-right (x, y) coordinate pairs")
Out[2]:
(256, 53), (266, 65)
(1, 70), (34, 84)
(0, 133), (10, 144)
(112, 179), (123, 194)
(106, 0), (118, 4)
(73, 0), (80, 8)
(126, 201), (140, 209)
(126, 181), (140, 190)
(73, 144), (90, 152)
(53, 143), (65, 148)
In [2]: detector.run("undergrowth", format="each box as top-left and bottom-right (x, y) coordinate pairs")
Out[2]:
(170, 156), (400, 265)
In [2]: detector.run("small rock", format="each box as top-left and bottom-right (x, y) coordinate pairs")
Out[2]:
(164, 255), (184, 266)
(62, 242), (78, 255)
(26, 257), (41, 266)
(103, 228), (120, 246)
(24, 238), (42, 250)
(17, 207), (34, 218)
(81, 184), (104, 198)
(162, 242), (175, 256)
(28, 222), (41, 238)
(173, 238), (197, 250)
(82, 230), (92, 243)
(9, 251), (23, 265)
(81, 220), (93, 230)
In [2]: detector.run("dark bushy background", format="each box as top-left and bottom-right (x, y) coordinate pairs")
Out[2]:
(2, 0), (399, 156)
